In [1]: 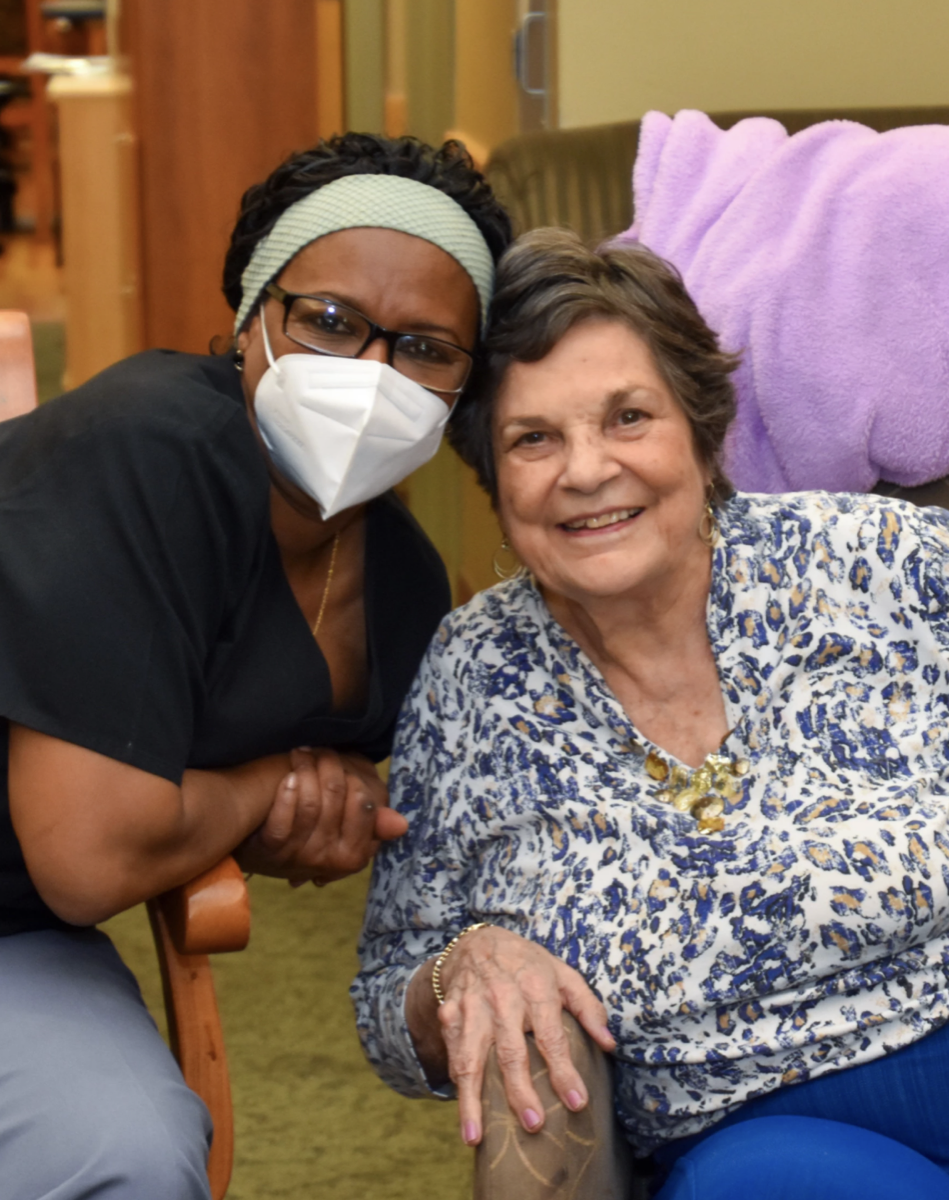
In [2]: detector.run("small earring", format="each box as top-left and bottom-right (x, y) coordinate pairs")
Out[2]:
(493, 535), (522, 580)
(699, 497), (719, 548)
(234, 350), (245, 374)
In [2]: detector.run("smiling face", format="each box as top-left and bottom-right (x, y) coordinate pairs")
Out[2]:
(494, 317), (712, 607)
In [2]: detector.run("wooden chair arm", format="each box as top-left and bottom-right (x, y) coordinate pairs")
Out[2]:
(146, 857), (250, 1200)
(154, 855), (251, 956)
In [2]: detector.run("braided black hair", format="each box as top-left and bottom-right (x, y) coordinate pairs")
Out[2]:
(223, 132), (513, 321)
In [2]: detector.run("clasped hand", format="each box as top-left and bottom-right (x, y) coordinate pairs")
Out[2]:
(236, 748), (407, 885)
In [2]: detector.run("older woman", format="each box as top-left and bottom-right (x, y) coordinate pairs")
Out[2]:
(353, 228), (949, 1198)
(0, 133), (511, 1199)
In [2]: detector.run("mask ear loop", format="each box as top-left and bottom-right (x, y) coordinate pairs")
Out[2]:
(259, 302), (281, 375)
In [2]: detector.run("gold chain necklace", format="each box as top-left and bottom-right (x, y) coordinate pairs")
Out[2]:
(311, 531), (341, 637)
(645, 750), (749, 832)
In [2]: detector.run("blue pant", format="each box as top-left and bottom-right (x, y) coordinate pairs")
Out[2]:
(0, 926), (212, 1200)
(653, 1021), (949, 1199)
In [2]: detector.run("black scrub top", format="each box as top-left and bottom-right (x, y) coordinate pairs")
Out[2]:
(0, 349), (451, 936)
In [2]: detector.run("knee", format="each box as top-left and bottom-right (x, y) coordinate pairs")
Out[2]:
(656, 1116), (949, 1200)
(6, 1076), (212, 1200)
(88, 1113), (212, 1200)
(475, 1013), (632, 1200)
(85, 1073), (212, 1200)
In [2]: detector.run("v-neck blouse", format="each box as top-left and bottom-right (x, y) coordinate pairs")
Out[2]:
(353, 491), (949, 1152)
(0, 349), (450, 936)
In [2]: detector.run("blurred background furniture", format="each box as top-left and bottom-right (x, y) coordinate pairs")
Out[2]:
(483, 105), (949, 518)
(485, 105), (949, 243)
(47, 67), (141, 388)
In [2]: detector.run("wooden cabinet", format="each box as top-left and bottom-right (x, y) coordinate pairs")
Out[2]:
(47, 71), (143, 387)
(122, 0), (336, 355)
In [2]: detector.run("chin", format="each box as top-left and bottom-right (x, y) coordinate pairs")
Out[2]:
(552, 566), (650, 603)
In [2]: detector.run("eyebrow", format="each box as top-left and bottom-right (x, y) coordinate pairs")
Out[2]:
(499, 386), (659, 431)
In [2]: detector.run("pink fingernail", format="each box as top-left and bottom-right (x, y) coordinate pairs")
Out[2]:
(523, 1108), (542, 1130)
(285, 773), (298, 789)
(567, 1090), (584, 1110)
(600, 1025), (615, 1042)
(463, 1120), (479, 1145)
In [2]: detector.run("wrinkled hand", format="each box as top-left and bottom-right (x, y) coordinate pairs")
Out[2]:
(235, 748), (407, 885)
(434, 926), (615, 1145)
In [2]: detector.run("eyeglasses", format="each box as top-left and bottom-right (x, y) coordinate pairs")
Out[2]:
(264, 283), (474, 395)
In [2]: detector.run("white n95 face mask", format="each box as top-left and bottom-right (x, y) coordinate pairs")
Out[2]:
(253, 319), (451, 519)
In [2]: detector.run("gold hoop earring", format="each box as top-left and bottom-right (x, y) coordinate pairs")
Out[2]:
(699, 499), (719, 548)
(493, 536), (522, 580)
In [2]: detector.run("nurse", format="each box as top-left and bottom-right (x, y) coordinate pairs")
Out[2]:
(0, 132), (511, 1199)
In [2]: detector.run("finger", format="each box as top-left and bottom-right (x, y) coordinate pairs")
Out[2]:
(257, 773), (299, 848)
(334, 772), (381, 871)
(313, 750), (348, 835)
(288, 752), (354, 878)
(530, 1001), (588, 1111)
(559, 969), (616, 1052)
(439, 998), (490, 1146)
(338, 752), (386, 796)
(289, 755), (323, 840)
(289, 746), (314, 771)
(373, 806), (408, 841)
(492, 1012), (546, 1133)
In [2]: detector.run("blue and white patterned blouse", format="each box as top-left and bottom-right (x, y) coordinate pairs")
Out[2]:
(352, 492), (949, 1153)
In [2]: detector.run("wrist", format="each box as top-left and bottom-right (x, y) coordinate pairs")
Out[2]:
(431, 922), (491, 1005)
(185, 753), (290, 844)
(405, 957), (450, 1086)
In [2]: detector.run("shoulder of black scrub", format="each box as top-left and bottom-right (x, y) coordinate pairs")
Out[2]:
(47, 348), (247, 437)
(0, 349), (260, 499)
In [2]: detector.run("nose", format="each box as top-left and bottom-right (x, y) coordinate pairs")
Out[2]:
(358, 333), (390, 366)
(559, 430), (623, 494)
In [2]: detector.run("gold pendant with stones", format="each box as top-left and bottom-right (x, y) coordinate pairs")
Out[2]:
(644, 750), (749, 832)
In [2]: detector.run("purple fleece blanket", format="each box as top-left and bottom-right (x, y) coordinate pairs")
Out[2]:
(616, 110), (949, 493)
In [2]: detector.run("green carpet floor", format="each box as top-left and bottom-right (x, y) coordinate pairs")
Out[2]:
(103, 873), (473, 1199)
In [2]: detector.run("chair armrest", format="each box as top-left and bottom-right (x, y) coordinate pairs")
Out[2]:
(155, 856), (251, 956)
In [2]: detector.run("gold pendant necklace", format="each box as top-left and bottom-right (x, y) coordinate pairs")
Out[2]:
(645, 750), (749, 832)
(311, 531), (341, 637)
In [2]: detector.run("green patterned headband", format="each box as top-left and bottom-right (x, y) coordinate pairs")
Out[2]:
(235, 173), (495, 333)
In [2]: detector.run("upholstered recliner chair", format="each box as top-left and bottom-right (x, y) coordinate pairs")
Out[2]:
(473, 105), (949, 1200)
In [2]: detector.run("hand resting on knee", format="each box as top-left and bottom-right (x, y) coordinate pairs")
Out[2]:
(404, 924), (616, 1146)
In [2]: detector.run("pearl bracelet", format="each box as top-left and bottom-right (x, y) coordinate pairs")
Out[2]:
(431, 922), (491, 1005)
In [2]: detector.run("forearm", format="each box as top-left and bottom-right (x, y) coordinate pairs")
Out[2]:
(144, 756), (291, 891)
(9, 724), (289, 924)
(43, 756), (287, 924)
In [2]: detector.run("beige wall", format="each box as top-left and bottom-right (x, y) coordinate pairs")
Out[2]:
(558, 0), (949, 128)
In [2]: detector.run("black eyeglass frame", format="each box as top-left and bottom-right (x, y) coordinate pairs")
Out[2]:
(264, 283), (475, 395)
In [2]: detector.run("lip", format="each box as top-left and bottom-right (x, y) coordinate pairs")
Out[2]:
(557, 506), (645, 537)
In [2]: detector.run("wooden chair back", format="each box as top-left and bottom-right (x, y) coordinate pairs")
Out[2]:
(0, 310), (249, 1200)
